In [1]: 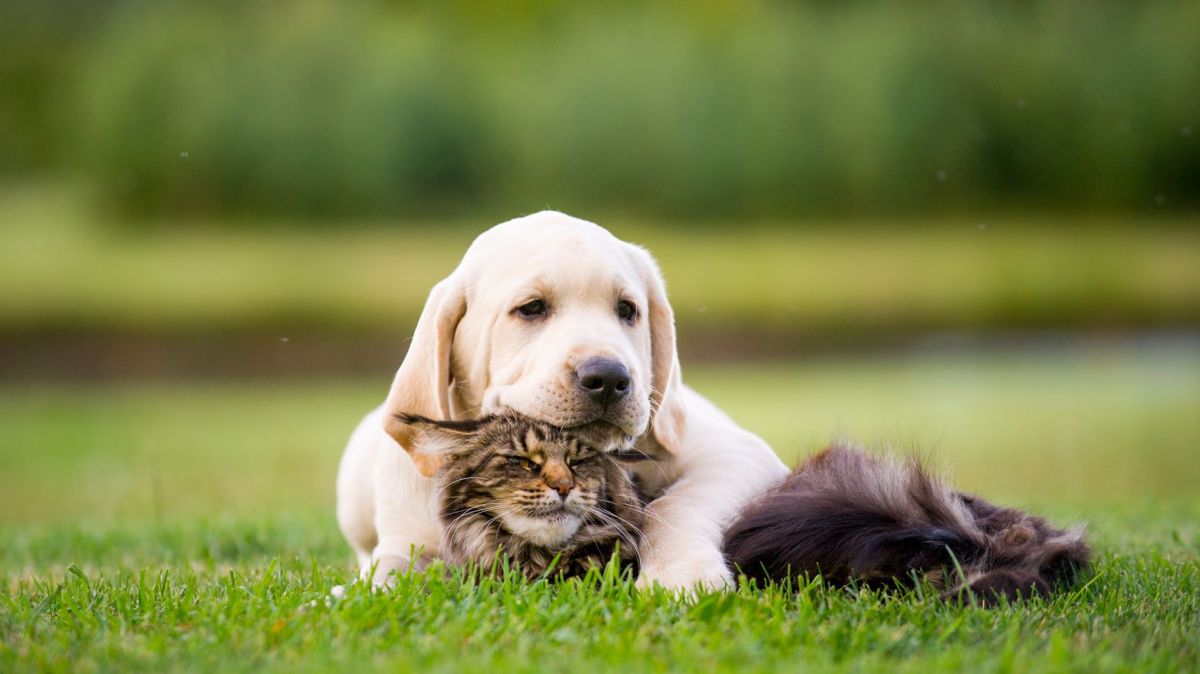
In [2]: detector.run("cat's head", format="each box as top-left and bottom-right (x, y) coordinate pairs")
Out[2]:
(393, 413), (624, 548)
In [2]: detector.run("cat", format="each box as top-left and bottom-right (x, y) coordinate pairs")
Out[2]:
(722, 446), (1091, 604)
(393, 413), (648, 580)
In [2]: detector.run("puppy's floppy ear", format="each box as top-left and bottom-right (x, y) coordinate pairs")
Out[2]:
(630, 245), (687, 454)
(391, 413), (482, 461)
(382, 276), (467, 477)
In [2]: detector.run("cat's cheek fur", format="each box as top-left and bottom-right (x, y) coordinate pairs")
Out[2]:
(563, 489), (596, 511)
(501, 512), (582, 548)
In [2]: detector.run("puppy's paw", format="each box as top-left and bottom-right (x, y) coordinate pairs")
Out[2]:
(636, 553), (733, 594)
(368, 554), (425, 588)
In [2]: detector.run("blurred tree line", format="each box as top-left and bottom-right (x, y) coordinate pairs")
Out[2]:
(1, 0), (1197, 222)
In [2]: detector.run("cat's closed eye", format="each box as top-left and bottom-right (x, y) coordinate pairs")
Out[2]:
(506, 456), (536, 471)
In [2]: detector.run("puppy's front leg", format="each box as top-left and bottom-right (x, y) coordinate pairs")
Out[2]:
(368, 443), (442, 587)
(636, 428), (787, 592)
(634, 475), (735, 591)
(369, 546), (434, 587)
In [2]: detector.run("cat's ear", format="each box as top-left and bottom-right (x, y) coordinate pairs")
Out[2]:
(391, 414), (481, 461)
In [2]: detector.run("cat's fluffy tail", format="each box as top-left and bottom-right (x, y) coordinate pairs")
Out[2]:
(722, 446), (1089, 603)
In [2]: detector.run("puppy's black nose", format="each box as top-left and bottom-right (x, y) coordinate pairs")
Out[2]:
(576, 357), (631, 405)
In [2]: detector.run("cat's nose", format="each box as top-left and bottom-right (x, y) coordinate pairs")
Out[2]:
(544, 474), (574, 498)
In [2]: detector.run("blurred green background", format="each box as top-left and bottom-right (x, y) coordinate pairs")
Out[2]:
(0, 0), (1197, 528)
(4, 1), (1200, 218)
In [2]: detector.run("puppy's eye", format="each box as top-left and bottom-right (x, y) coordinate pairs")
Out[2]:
(516, 299), (547, 319)
(617, 300), (637, 322)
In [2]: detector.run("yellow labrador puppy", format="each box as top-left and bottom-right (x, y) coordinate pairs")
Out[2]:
(336, 211), (787, 590)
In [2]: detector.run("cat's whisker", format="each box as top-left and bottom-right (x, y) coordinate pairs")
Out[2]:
(441, 506), (490, 544)
(579, 508), (642, 553)
(586, 500), (644, 537)
(432, 474), (485, 501)
(442, 497), (514, 539)
(442, 502), (528, 572)
(583, 504), (645, 540)
(577, 505), (646, 568)
(610, 497), (677, 533)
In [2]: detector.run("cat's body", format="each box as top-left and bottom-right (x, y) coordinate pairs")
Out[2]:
(722, 446), (1091, 603)
(395, 414), (646, 580)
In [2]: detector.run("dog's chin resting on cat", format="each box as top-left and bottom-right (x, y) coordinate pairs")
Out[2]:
(722, 446), (1092, 604)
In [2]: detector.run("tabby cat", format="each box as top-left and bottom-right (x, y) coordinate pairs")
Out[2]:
(394, 413), (647, 580)
(722, 446), (1091, 603)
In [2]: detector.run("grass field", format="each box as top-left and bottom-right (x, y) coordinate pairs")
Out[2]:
(2, 343), (1198, 672)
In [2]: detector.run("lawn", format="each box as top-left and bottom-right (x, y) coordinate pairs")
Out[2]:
(2, 343), (1198, 672)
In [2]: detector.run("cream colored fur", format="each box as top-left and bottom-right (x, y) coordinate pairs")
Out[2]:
(335, 211), (787, 590)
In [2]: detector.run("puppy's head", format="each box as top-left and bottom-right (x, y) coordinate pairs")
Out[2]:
(381, 211), (686, 476)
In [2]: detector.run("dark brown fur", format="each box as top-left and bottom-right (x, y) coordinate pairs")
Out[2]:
(722, 447), (1091, 604)
(395, 414), (646, 580)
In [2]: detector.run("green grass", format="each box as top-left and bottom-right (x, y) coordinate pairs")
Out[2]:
(2, 542), (1196, 674)
(2, 186), (1199, 338)
(2, 345), (1198, 672)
